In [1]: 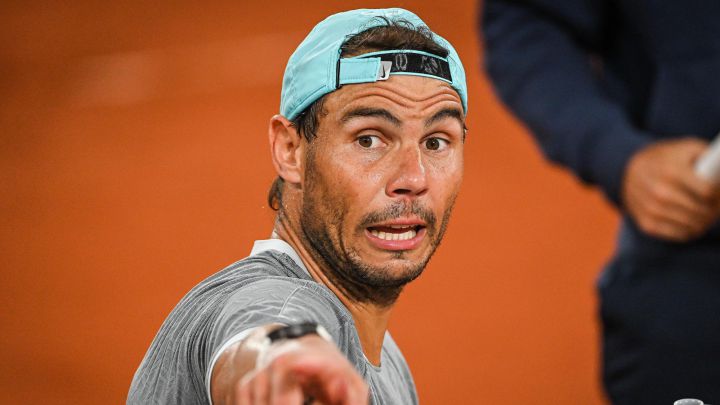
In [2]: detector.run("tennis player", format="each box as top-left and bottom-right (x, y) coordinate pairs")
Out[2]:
(128, 8), (468, 404)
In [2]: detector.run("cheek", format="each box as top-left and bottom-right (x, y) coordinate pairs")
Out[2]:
(429, 152), (463, 181)
(427, 157), (463, 206)
(325, 149), (385, 197)
(309, 157), (366, 220)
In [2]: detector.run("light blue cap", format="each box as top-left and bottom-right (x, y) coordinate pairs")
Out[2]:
(280, 8), (468, 120)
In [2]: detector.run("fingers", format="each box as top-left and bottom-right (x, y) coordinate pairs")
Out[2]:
(635, 206), (702, 241)
(238, 365), (365, 405)
(623, 138), (720, 241)
(234, 339), (369, 405)
(237, 365), (304, 405)
(236, 371), (254, 404)
(632, 184), (716, 241)
(237, 367), (268, 405)
(680, 173), (719, 202)
(673, 137), (720, 203)
(289, 360), (368, 405)
(253, 366), (271, 404)
(270, 362), (304, 404)
(647, 181), (715, 225)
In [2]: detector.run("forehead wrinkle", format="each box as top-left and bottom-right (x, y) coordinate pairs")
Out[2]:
(364, 82), (459, 106)
(419, 94), (464, 114)
(336, 85), (462, 121)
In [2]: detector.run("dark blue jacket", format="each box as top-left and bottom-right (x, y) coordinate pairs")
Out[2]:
(483, 3), (720, 402)
(482, 0), (720, 261)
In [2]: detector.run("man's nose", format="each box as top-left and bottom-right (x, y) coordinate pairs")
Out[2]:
(385, 146), (429, 198)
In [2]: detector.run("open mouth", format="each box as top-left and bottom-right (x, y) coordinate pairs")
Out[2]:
(367, 224), (425, 241)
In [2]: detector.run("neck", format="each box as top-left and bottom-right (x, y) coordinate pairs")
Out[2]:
(272, 214), (392, 365)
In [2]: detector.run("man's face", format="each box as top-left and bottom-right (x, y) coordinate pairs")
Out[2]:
(298, 75), (464, 305)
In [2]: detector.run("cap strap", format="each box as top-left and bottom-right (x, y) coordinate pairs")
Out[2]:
(338, 50), (452, 87)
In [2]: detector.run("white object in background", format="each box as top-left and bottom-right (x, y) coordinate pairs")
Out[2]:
(673, 398), (705, 405)
(695, 132), (720, 182)
(674, 399), (706, 405)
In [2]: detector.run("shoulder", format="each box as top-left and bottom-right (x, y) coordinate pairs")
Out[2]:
(216, 275), (353, 341)
(179, 249), (309, 303)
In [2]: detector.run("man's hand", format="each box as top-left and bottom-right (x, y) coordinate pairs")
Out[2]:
(212, 327), (369, 405)
(622, 138), (720, 242)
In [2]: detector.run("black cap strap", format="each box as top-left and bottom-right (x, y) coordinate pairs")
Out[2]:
(363, 51), (452, 82)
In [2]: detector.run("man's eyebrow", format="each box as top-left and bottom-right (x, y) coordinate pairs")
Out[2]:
(340, 107), (401, 127)
(425, 108), (465, 128)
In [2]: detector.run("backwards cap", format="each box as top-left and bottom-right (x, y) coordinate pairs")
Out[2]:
(280, 8), (468, 120)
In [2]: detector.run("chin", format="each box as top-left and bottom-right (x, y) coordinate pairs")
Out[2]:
(360, 257), (428, 285)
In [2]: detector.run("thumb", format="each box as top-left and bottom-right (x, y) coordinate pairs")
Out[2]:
(671, 138), (709, 177)
(682, 138), (710, 162)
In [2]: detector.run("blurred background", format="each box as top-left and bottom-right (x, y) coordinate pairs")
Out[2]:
(0, 1), (617, 403)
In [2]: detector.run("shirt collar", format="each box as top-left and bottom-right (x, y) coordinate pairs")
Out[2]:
(250, 238), (310, 276)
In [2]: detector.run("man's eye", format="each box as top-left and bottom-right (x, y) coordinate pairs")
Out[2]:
(424, 137), (449, 151)
(357, 135), (382, 148)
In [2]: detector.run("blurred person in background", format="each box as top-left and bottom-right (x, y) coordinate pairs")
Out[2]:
(481, 1), (720, 404)
(128, 7), (468, 405)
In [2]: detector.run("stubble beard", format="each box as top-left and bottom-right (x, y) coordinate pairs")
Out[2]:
(299, 157), (456, 307)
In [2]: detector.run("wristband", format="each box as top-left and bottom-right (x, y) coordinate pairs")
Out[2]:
(267, 322), (333, 344)
(255, 323), (334, 370)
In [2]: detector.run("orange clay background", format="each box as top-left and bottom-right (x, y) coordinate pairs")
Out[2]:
(1, 1), (618, 404)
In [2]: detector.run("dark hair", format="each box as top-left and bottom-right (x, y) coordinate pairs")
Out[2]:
(267, 18), (448, 211)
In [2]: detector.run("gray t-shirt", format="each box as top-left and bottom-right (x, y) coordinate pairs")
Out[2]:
(128, 239), (418, 405)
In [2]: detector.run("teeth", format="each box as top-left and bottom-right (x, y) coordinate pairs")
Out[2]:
(370, 229), (417, 241)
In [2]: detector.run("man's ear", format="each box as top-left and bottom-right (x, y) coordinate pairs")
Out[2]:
(268, 115), (304, 184)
